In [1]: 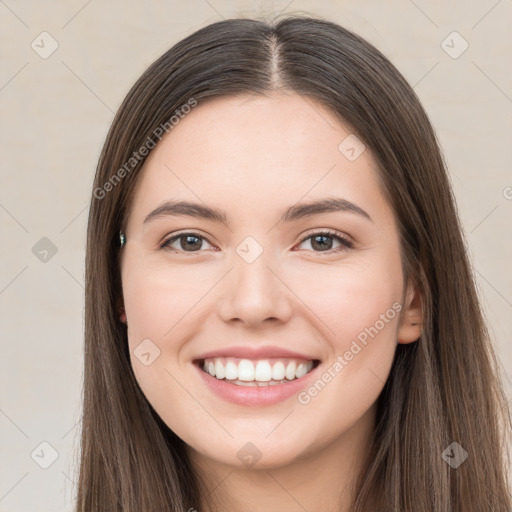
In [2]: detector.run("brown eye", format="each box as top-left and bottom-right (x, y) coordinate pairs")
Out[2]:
(296, 230), (353, 253)
(160, 233), (214, 252)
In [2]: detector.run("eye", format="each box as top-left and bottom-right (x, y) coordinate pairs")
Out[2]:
(160, 229), (353, 255)
(160, 232), (215, 253)
(295, 229), (353, 254)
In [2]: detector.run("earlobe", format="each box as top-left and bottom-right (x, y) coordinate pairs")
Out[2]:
(397, 279), (423, 344)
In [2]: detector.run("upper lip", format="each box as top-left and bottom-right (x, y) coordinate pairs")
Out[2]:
(194, 346), (320, 362)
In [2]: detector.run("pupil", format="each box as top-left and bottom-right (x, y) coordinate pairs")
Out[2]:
(312, 235), (332, 251)
(182, 235), (201, 251)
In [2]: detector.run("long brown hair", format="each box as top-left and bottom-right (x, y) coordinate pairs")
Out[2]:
(77, 15), (511, 511)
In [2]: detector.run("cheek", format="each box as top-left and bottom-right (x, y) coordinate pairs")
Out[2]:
(288, 267), (401, 448)
(121, 258), (216, 400)
(288, 256), (403, 346)
(121, 260), (208, 432)
(122, 259), (204, 347)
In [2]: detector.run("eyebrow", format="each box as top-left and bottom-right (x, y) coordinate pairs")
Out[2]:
(143, 197), (372, 226)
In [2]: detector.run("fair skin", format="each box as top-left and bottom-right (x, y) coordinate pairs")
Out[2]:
(119, 91), (422, 512)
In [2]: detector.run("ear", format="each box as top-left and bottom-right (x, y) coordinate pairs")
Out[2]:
(397, 277), (423, 344)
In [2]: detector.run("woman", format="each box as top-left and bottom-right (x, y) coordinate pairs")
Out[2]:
(77, 15), (511, 511)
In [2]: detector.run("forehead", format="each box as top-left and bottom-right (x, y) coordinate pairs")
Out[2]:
(126, 92), (392, 229)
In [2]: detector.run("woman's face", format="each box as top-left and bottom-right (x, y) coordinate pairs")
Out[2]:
(120, 92), (421, 469)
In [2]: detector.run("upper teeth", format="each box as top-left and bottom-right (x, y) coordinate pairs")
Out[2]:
(202, 357), (315, 382)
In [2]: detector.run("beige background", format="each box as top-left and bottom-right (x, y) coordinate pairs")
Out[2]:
(1, 1), (511, 510)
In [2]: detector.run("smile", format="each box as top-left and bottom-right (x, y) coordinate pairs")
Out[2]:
(198, 357), (320, 387)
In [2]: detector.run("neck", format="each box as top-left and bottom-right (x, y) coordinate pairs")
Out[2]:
(188, 404), (377, 512)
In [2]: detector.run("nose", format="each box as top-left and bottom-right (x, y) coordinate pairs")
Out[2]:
(216, 250), (293, 328)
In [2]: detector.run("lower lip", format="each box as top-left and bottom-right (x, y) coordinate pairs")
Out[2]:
(194, 362), (320, 406)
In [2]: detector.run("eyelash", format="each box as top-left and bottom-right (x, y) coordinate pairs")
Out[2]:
(160, 229), (354, 255)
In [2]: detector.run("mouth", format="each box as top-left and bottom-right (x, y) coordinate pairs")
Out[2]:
(194, 357), (321, 387)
